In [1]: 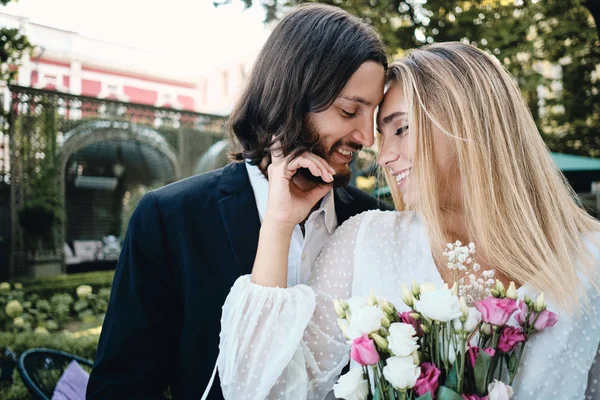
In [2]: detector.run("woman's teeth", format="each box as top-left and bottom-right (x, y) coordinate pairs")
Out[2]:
(395, 168), (412, 184)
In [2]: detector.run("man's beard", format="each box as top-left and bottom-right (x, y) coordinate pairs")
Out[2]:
(299, 118), (360, 188)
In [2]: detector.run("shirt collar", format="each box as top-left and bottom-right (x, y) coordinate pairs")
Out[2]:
(245, 161), (336, 233)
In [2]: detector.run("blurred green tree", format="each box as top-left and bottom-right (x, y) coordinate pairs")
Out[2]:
(0, 0), (33, 84)
(217, 0), (600, 157)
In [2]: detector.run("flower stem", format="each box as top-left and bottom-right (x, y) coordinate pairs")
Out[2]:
(509, 341), (527, 385)
(374, 363), (389, 400)
(486, 328), (500, 386)
(364, 366), (372, 397)
(497, 352), (503, 381)
(457, 331), (466, 393)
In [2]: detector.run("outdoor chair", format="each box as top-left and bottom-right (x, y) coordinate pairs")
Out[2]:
(17, 348), (93, 400)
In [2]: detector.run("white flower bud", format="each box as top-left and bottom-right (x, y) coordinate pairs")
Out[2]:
(460, 297), (469, 319)
(401, 284), (414, 307)
(381, 315), (391, 328)
(506, 282), (518, 300)
(371, 332), (389, 351)
(451, 282), (459, 296)
(381, 301), (397, 317)
(411, 350), (420, 365)
(411, 280), (421, 297)
(495, 280), (505, 297)
(480, 323), (493, 336)
(334, 300), (347, 319)
(368, 290), (378, 307)
(534, 292), (546, 312)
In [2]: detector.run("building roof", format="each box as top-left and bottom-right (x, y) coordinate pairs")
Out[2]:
(550, 152), (600, 172)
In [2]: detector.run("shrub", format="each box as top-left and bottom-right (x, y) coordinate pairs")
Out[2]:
(0, 331), (100, 400)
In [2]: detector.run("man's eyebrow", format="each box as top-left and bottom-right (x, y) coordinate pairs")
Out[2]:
(339, 95), (372, 106)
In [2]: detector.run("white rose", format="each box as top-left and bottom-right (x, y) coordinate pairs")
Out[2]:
(452, 306), (482, 333)
(415, 289), (462, 322)
(347, 306), (383, 340)
(420, 282), (436, 294)
(383, 356), (420, 390)
(346, 296), (367, 315)
(488, 380), (514, 400)
(337, 319), (350, 339)
(333, 367), (369, 400)
(387, 323), (419, 357)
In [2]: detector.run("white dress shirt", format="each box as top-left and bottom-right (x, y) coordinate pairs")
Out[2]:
(245, 162), (338, 287)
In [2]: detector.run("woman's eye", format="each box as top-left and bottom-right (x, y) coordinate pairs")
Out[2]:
(395, 125), (409, 136)
(341, 109), (356, 118)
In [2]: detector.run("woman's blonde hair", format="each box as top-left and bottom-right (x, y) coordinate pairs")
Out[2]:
(384, 42), (599, 309)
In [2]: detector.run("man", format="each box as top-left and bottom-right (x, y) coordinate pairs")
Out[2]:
(87, 4), (391, 399)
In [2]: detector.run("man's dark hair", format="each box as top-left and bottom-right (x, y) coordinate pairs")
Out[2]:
(228, 3), (387, 165)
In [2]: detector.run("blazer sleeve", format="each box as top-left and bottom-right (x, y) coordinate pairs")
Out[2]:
(86, 191), (179, 400)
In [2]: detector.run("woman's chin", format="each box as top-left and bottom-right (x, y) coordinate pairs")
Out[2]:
(401, 191), (418, 209)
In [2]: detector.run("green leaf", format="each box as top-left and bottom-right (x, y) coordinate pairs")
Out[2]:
(444, 361), (459, 392)
(436, 386), (465, 400)
(415, 392), (434, 400)
(373, 386), (382, 400)
(505, 351), (519, 376)
(387, 385), (397, 400)
(474, 351), (493, 396)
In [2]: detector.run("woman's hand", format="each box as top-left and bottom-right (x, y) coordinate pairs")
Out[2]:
(263, 150), (335, 229)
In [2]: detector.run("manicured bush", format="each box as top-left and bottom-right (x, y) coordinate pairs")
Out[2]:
(0, 330), (100, 400)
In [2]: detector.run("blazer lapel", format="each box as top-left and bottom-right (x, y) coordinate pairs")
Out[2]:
(333, 186), (356, 225)
(218, 162), (261, 276)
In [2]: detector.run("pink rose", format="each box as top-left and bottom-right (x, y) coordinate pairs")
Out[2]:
(475, 297), (518, 326)
(462, 394), (489, 400)
(483, 347), (496, 358)
(414, 362), (441, 398)
(515, 301), (558, 332)
(351, 334), (380, 366)
(468, 346), (495, 367)
(399, 311), (423, 336)
(498, 326), (525, 353)
(515, 301), (528, 326)
(533, 308), (558, 331)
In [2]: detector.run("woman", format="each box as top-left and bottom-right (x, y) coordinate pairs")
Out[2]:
(217, 42), (600, 399)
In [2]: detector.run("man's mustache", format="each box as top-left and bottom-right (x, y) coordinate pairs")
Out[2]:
(329, 141), (363, 156)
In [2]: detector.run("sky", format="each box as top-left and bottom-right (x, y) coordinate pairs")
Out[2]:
(1, 0), (271, 73)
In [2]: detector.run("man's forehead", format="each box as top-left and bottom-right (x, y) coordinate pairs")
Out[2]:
(338, 95), (372, 106)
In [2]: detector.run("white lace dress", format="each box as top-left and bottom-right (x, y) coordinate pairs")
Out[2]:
(217, 210), (600, 400)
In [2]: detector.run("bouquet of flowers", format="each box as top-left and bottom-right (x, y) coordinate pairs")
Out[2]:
(332, 242), (558, 400)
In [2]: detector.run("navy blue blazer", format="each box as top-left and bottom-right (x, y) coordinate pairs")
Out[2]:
(87, 161), (392, 400)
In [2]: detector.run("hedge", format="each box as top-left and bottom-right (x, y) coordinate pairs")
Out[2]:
(0, 331), (100, 400)
(15, 271), (115, 298)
